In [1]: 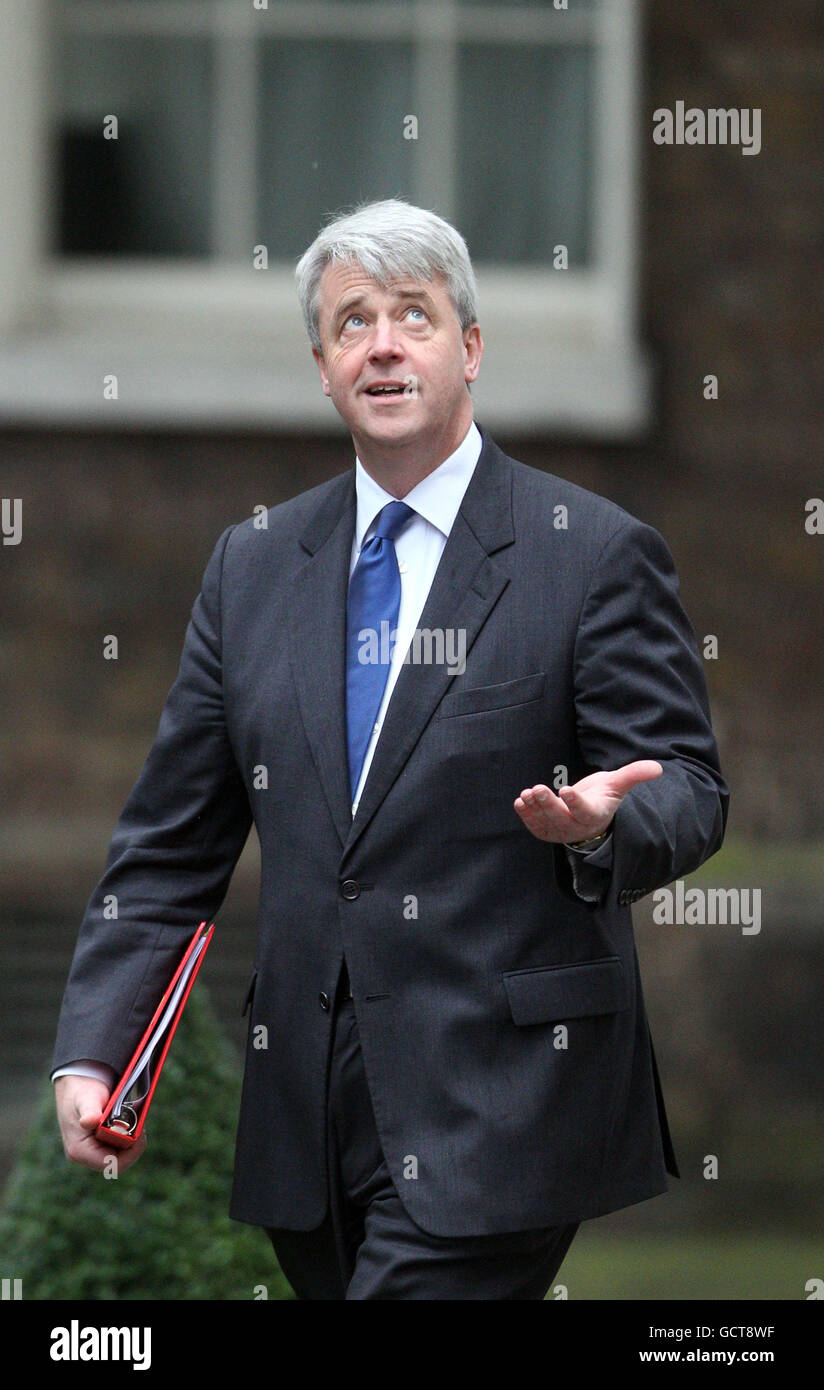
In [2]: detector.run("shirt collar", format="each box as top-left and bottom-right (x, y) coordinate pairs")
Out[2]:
(353, 419), (482, 554)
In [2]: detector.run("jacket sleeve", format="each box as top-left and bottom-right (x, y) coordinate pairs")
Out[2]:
(51, 523), (253, 1076)
(563, 831), (614, 902)
(553, 517), (729, 907)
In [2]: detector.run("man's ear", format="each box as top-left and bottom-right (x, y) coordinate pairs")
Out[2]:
(312, 346), (331, 397)
(463, 323), (483, 385)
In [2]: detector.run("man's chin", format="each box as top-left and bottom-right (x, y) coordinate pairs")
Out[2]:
(351, 403), (426, 448)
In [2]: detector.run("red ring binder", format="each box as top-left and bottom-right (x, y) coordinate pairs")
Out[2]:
(94, 920), (215, 1149)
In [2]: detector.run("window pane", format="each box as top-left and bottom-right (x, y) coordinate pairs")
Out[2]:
(257, 40), (415, 260)
(456, 43), (593, 264)
(54, 34), (214, 256)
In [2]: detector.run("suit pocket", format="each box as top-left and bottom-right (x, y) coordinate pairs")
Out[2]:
(240, 967), (258, 1018)
(502, 955), (628, 1026)
(436, 670), (545, 719)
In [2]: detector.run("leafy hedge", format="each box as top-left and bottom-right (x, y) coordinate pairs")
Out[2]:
(0, 987), (293, 1300)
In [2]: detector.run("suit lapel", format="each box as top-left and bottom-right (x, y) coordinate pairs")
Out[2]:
(287, 470), (357, 849)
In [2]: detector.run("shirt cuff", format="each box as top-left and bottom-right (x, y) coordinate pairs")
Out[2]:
(563, 830), (614, 902)
(51, 1060), (117, 1087)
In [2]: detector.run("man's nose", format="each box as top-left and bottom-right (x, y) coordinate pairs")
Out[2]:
(368, 315), (403, 359)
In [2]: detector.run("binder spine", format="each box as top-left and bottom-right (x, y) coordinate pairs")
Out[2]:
(95, 920), (215, 1149)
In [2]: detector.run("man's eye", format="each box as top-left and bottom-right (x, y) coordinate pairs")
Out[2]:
(406, 307), (427, 322)
(343, 314), (365, 330)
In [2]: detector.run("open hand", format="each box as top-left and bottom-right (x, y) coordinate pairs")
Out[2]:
(513, 760), (663, 844)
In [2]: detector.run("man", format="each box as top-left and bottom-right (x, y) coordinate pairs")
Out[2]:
(53, 198), (729, 1300)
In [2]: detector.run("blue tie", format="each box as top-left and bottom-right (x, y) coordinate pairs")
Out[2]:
(346, 500), (415, 800)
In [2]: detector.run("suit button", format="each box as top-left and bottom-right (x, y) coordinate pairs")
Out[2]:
(340, 879), (361, 900)
(319, 992), (331, 1011)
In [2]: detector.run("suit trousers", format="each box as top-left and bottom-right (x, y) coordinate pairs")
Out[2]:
(266, 963), (579, 1300)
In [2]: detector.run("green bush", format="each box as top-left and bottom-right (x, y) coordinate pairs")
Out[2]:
(0, 987), (293, 1300)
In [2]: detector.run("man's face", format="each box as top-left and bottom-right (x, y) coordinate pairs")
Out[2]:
(312, 260), (482, 457)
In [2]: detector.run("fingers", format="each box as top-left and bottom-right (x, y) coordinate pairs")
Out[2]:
(514, 785), (568, 819)
(555, 781), (609, 828)
(55, 1077), (146, 1172)
(64, 1122), (147, 1173)
(67, 1132), (146, 1173)
(113, 1132), (148, 1173)
(77, 1104), (105, 1131)
(513, 785), (579, 842)
(602, 760), (663, 796)
(67, 1125), (106, 1168)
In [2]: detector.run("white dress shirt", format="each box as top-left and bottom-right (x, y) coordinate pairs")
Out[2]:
(348, 419), (482, 817)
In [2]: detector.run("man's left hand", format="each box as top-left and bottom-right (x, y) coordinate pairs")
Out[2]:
(513, 760), (663, 844)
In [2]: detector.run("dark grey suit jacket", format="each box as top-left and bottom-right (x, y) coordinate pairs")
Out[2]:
(53, 425), (728, 1237)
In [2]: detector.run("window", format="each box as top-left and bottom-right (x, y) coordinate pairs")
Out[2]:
(54, 0), (596, 269)
(0, 0), (648, 433)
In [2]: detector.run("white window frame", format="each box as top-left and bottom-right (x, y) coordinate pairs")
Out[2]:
(0, 0), (649, 435)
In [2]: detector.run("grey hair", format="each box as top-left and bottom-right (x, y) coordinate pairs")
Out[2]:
(295, 197), (478, 352)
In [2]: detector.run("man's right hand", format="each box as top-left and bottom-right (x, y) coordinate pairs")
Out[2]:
(55, 1076), (147, 1172)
